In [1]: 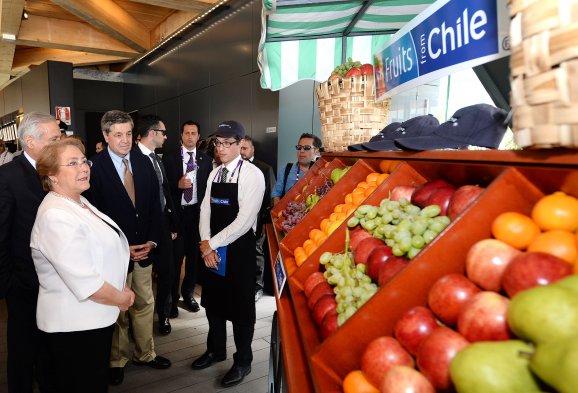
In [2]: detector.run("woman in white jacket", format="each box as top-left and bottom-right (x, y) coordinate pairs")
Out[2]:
(31, 138), (134, 393)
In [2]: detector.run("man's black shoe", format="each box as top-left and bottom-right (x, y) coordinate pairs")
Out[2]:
(191, 351), (226, 370)
(221, 364), (251, 387)
(182, 296), (200, 312)
(159, 317), (171, 335)
(255, 289), (263, 302)
(169, 306), (179, 318)
(133, 355), (172, 369)
(109, 367), (124, 385)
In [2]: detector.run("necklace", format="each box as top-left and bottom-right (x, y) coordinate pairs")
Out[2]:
(50, 191), (86, 208)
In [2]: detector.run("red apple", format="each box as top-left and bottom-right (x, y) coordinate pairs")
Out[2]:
(361, 336), (414, 388)
(380, 366), (436, 393)
(319, 311), (338, 340)
(394, 306), (439, 356)
(390, 185), (417, 202)
(457, 291), (512, 342)
(360, 63), (374, 76)
(345, 67), (362, 77)
(426, 187), (456, 216)
(465, 238), (521, 292)
(501, 251), (573, 297)
(411, 180), (454, 207)
(312, 295), (337, 325)
(428, 274), (481, 326)
(447, 185), (485, 219)
(416, 326), (469, 390)
(307, 282), (334, 309)
(378, 256), (409, 286)
(367, 245), (393, 281)
(350, 229), (373, 252)
(354, 237), (385, 265)
(304, 272), (327, 298)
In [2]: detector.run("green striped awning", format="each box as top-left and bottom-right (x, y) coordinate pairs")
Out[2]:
(258, 0), (436, 90)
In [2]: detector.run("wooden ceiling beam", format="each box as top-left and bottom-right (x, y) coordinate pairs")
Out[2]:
(12, 47), (131, 73)
(51, 0), (150, 52)
(130, 0), (215, 13)
(0, 0), (25, 82)
(17, 15), (140, 58)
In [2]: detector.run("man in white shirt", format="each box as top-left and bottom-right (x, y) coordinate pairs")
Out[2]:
(192, 121), (265, 388)
(0, 139), (14, 165)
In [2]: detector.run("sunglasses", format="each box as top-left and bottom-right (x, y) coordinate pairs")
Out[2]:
(295, 145), (315, 151)
(152, 129), (167, 136)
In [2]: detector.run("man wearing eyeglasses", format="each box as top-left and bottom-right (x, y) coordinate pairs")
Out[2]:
(0, 112), (62, 393)
(135, 115), (180, 336)
(272, 133), (322, 206)
(192, 120), (265, 388)
(86, 110), (170, 386)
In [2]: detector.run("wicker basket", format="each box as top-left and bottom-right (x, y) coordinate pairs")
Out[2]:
(509, 0), (578, 148)
(316, 74), (391, 152)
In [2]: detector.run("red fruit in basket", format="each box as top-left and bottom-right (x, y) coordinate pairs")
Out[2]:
(354, 237), (385, 265)
(350, 229), (373, 252)
(360, 63), (374, 76)
(501, 251), (573, 297)
(447, 185), (485, 219)
(319, 311), (338, 340)
(426, 187), (455, 216)
(428, 274), (481, 326)
(312, 295), (337, 325)
(416, 326), (469, 390)
(367, 246), (393, 281)
(380, 366), (436, 393)
(304, 272), (327, 298)
(465, 238), (521, 292)
(307, 282), (334, 309)
(394, 306), (439, 356)
(361, 336), (414, 388)
(390, 185), (417, 202)
(377, 256), (409, 286)
(457, 291), (512, 342)
(345, 67), (362, 77)
(411, 180), (454, 208)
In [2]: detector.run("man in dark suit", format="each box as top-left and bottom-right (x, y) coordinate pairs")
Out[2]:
(162, 121), (212, 315)
(86, 110), (171, 386)
(240, 136), (276, 301)
(135, 114), (179, 335)
(0, 112), (61, 393)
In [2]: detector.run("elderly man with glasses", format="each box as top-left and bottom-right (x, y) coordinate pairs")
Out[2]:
(271, 132), (322, 206)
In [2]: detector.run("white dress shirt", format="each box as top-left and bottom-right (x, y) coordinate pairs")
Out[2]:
(31, 193), (130, 332)
(199, 155), (265, 251)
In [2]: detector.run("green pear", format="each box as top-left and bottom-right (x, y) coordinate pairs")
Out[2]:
(554, 274), (578, 295)
(507, 284), (578, 344)
(450, 340), (541, 393)
(530, 335), (578, 393)
(330, 168), (343, 184)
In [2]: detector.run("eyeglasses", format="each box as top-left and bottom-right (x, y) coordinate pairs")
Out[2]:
(214, 140), (239, 148)
(152, 129), (167, 136)
(60, 159), (92, 169)
(295, 145), (315, 151)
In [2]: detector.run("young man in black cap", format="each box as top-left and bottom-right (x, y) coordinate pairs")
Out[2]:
(193, 120), (265, 387)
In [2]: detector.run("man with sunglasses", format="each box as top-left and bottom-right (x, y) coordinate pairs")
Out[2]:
(193, 120), (265, 388)
(272, 133), (322, 206)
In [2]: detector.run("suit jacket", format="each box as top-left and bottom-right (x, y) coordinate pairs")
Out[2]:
(85, 147), (162, 271)
(252, 159), (276, 225)
(162, 147), (212, 211)
(0, 157), (45, 298)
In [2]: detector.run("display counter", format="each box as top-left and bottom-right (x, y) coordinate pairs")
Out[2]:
(266, 149), (578, 393)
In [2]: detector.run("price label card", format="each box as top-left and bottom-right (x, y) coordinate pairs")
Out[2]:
(274, 251), (286, 298)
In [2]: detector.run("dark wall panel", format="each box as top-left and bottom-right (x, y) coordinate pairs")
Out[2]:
(179, 88), (212, 139)
(47, 62), (75, 131)
(124, 64), (157, 112)
(250, 72), (278, 171)
(151, 54), (181, 103)
(177, 44), (212, 95)
(4, 79), (23, 114)
(74, 79), (123, 110)
(154, 97), (180, 153)
(22, 63), (50, 115)
(210, 75), (252, 130)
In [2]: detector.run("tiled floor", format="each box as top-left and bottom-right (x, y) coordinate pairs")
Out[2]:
(0, 289), (277, 393)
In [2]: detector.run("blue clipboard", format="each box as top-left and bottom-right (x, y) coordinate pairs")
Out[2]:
(210, 246), (227, 276)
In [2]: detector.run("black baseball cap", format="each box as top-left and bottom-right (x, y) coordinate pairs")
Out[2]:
(395, 104), (509, 150)
(347, 122), (402, 151)
(215, 120), (246, 138)
(363, 115), (440, 151)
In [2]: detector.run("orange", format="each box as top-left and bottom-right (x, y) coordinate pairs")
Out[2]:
(531, 191), (578, 232)
(357, 181), (369, 189)
(326, 220), (341, 235)
(303, 242), (317, 256)
(334, 204), (345, 214)
(387, 160), (401, 173)
(329, 212), (340, 222)
(303, 239), (315, 250)
(345, 193), (353, 204)
(352, 192), (366, 206)
(353, 187), (366, 196)
(376, 173), (389, 185)
(343, 204), (356, 216)
(365, 172), (380, 184)
(294, 247), (307, 266)
(342, 370), (379, 393)
(315, 232), (328, 246)
(379, 160), (390, 173)
(309, 229), (324, 243)
(364, 185), (377, 197)
(528, 230), (578, 264)
(491, 211), (541, 249)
